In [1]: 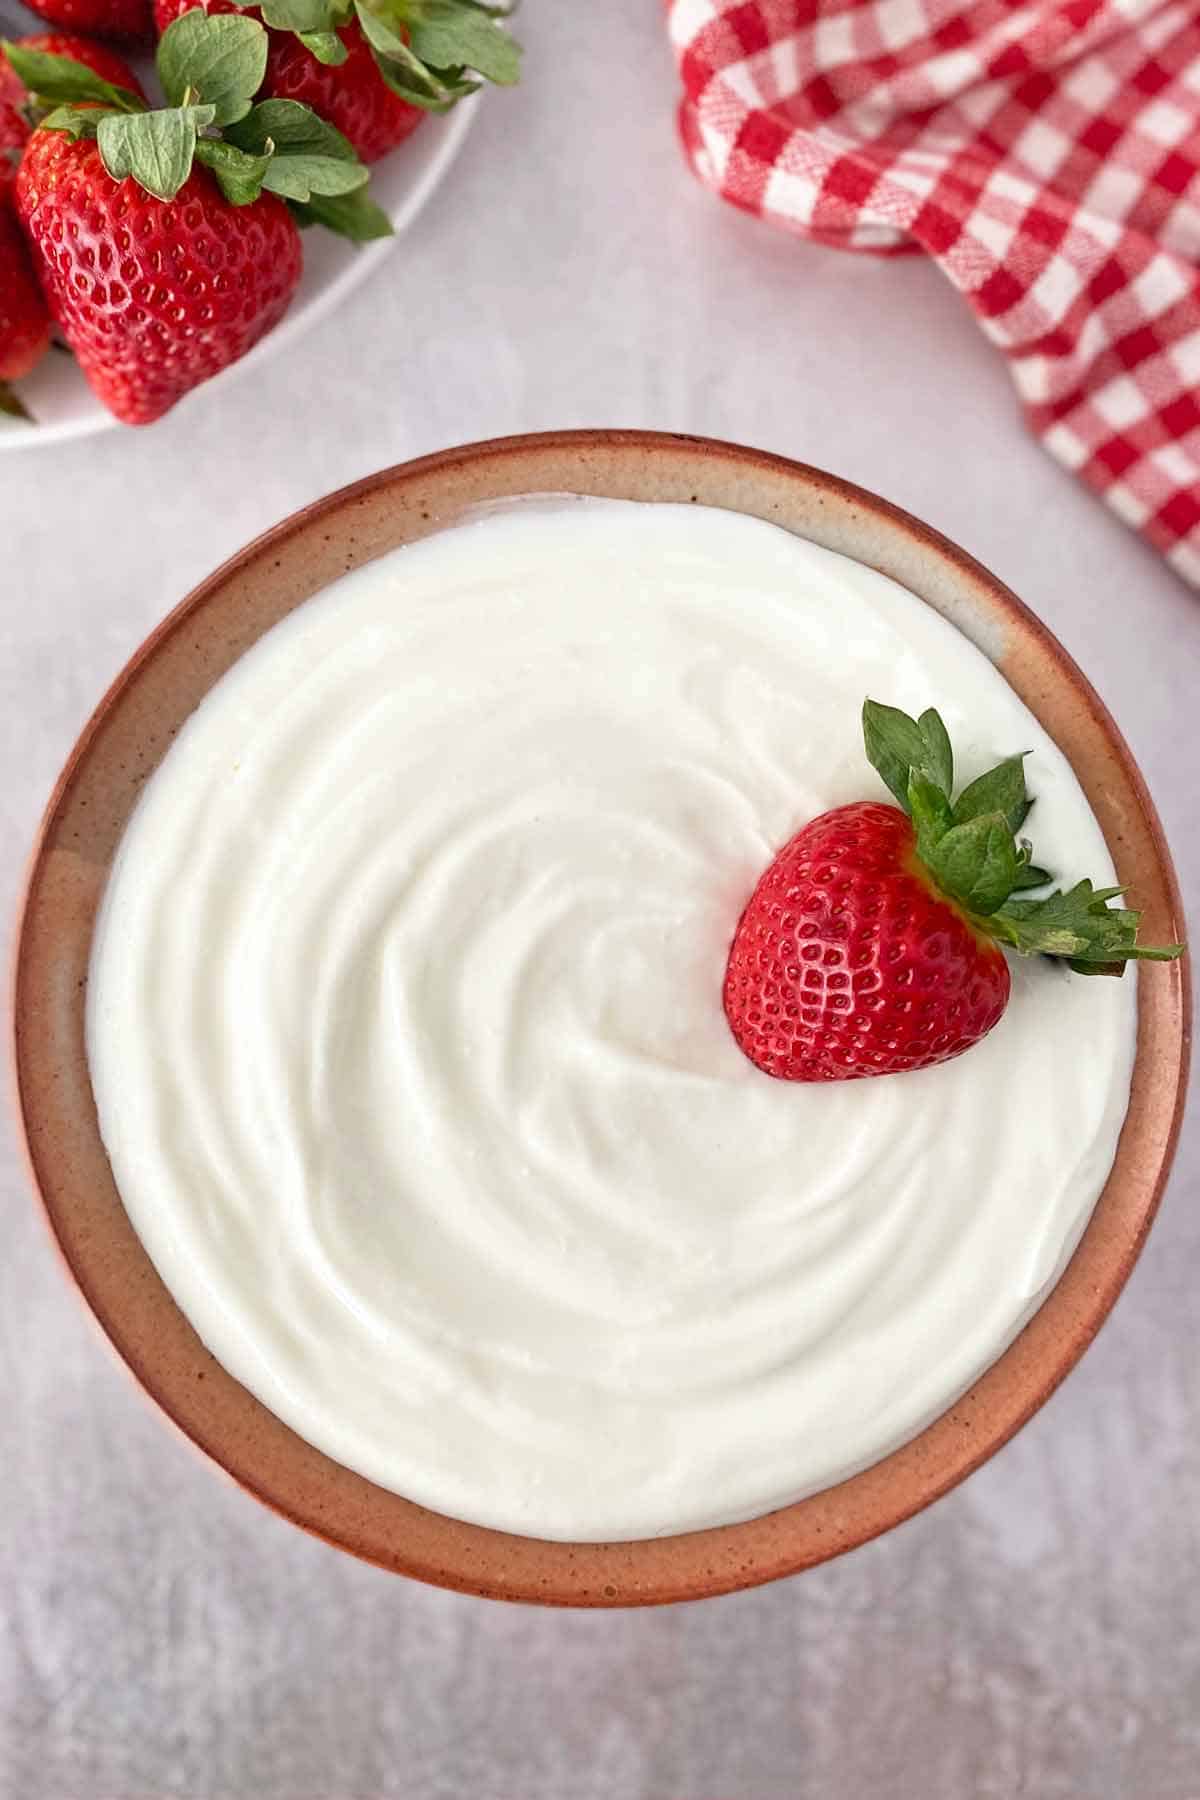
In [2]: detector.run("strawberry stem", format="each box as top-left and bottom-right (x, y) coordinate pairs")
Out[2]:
(2, 21), (389, 242)
(862, 698), (1183, 974)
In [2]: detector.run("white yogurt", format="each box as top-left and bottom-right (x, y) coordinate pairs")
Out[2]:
(87, 500), (1136, 1540)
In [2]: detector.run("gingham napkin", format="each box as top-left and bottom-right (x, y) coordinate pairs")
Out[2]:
(667, 0), (1200, 586)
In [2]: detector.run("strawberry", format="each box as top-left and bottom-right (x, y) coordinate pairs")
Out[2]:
(0, 198), (52, 410)
(153, 0), (521, 166)
(0, 97), (25, 158)
(5, 16), (387, 423)
(152, 0), (237, 30)
(153, 0), (421, 163)
(724, 699), (1182, 1082)
(0, 32), (145, 147)
(18, 0), (154, 47)
(17, 132), (302, 423)
(263, 20), (421, 164)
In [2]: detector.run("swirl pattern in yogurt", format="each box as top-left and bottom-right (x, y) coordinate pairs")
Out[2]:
(87, 500), (1136, 1540)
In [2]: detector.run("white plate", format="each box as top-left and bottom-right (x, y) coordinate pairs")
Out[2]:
(2, 42), (477, 449)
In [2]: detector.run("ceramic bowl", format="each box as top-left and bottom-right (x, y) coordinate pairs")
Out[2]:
(11, 431), (1189, 1605)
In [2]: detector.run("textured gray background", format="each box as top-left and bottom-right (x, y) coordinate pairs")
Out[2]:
(2, 4), (1198, 1796)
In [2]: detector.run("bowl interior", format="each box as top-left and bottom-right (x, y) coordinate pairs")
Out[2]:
(11, 431), (1188, 1605)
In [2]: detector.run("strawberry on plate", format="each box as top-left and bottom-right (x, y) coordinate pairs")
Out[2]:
(18, 0), (154, 47)
(1, 72), (27, 155)
(724, 699), (1182, 1082)
(262, 18), (422, 164)
(152, 0), (521, 164)
(2, 35), (69, 414)
(17, 132), (302, 424)
(0, 31), (144, 147)
(5, 13), (388, 424)
(0, 198), (51, 414)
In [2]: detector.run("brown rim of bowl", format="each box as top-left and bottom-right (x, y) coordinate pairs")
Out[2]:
(10, 430), (1191, 1607)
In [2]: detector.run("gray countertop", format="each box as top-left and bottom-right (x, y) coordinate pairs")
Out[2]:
(2, 4), (1197, 1795)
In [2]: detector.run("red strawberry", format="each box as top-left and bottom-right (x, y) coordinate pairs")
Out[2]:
(1, 74), (27, 158)
(0, 32), (144, 149)
(153, 0), (519, 166)
(725, 802), (1010, 1081)
(152, 0), (237, 28)
(0, 102), (24, 160)
(724, 700), (1181, 1082)
(18, 0), (153, 45)
(153, 0), (419, 163)
(16, 129), (302, 423)
(265, 21), (421, 165)
(0, 198), (51, 387)
(7, 19), (384, 424)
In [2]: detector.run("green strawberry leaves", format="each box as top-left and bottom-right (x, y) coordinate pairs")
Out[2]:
(354, 2), (475, 109)
(226, 98), (368, 200)
(863, 700), (954, 811)
(157, 10), (267, 125)
(260, 0), (344, 29)
(98, 103), (217, 201)
(926, 813), (1017, 917)
(406, 0), (521, 87)
(291, 185), (393, 238)
(4, 14), (387, 241)
(990, 881), (1182, 972)
(0, 41), (142, 113)
(259, 0), (350, 60)
(952, 753), (1030, 834)
(298, 30), (349, 63)
(916, 706), (953, 798)
(4, 0), (521, 222)
(260, 0), (343, 27)
(249, 0), (522, 106)
(37, 103), (105, 140)
(193, 135), (273, 204)
(359, 0), (520, 112)
(862, 697), (1183, 972)
(1012, 854), (1052, 890)
(906, 772), (953, 866)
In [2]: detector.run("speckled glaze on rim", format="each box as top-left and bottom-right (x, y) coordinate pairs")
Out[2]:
(11, 431), (1190, 1606)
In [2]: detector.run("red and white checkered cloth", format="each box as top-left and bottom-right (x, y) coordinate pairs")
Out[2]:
(666, 0), (1200, 586)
